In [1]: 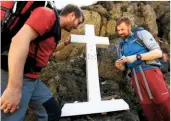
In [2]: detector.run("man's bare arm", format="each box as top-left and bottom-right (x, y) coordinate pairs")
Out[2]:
(8, 24), (39, 88)
(0, 24), (39, 113)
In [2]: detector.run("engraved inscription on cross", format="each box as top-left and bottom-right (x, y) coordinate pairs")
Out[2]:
(61, 24), (129, 117)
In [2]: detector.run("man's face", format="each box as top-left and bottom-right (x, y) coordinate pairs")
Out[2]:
(117, 22), (131, 39)
(64, 12), (83, 32)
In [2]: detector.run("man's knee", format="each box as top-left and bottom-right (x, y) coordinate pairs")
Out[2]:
(42, 97), (62, 121)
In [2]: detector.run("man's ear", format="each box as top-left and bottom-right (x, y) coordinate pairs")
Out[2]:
(128, 25), (131, 31)
(69, 12), (75, 19)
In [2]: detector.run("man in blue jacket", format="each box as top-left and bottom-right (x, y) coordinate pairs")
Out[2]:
(115, 17), (170, 121)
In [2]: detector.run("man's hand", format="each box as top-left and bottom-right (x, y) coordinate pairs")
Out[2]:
(0, 87), (21, 113)
(121, 55), (136, 63)
(55, 35), (71, 52)
(115, 59), (125, 71)
(64, 35), (71, 46)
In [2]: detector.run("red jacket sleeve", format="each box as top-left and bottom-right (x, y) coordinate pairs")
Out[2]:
(25, 7), (56, 36)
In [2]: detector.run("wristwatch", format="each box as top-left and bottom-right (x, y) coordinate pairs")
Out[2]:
(136, 54), (142, 60)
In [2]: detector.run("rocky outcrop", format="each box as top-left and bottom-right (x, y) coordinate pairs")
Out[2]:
(106, 19), (116, 36)
(147, 1), (170, 41)
(142, 4), (158, 36)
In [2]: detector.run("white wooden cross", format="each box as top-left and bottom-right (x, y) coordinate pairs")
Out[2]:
(61, 24), (129, 117)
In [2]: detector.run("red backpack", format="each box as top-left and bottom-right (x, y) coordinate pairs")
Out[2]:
(1, 1), (61, 73)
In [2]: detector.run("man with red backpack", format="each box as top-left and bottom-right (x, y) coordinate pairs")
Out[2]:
(115, 17), (170, 121)
(1, 1), (84, 121)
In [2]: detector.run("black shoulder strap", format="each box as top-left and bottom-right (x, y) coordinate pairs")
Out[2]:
(132, 27), (149, 51)
(32, 6), (61, 44)
(52, 7), (61, 43)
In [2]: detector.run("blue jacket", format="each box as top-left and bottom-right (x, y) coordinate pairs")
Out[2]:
(120, 29), (161, 72)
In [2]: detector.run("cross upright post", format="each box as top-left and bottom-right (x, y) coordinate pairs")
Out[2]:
(61, 24), (129, 117)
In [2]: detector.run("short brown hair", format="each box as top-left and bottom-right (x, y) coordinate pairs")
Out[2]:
(116, 17), (131, 27)
(60, 4), (84, 23)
